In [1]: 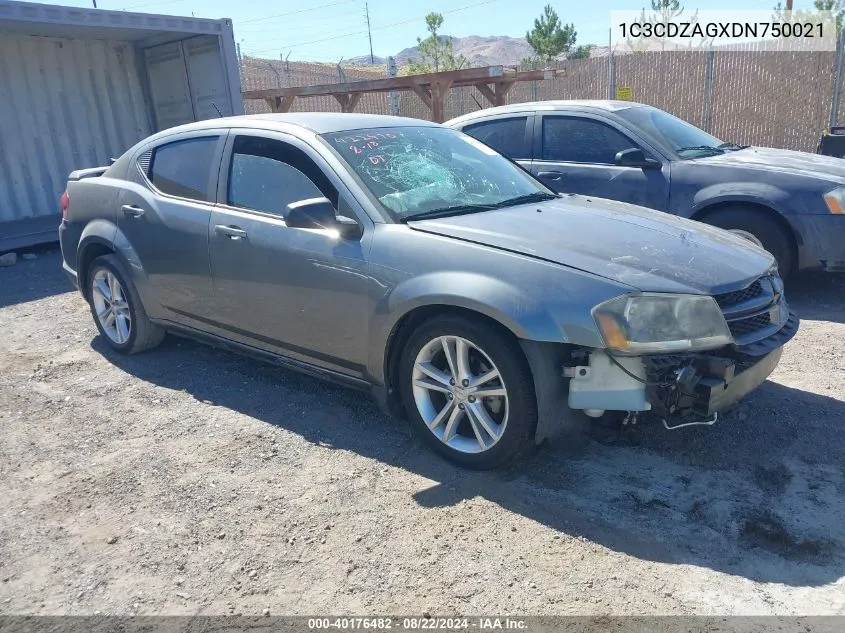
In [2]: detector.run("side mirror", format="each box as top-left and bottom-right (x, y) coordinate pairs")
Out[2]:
(284, 197), (363, 240)
(615, 148), (660, 169)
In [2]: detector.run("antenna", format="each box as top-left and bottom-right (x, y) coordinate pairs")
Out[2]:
(212, 103), (224, 117)
(365, 2), (374, 64)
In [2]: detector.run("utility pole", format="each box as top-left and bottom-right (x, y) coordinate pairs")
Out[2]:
(786, 0), (793, 10)
(388, 56), (399, 115)
(365, 2), (375, 64)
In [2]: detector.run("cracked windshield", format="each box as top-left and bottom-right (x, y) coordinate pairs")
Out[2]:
(323, 126), (552, 219)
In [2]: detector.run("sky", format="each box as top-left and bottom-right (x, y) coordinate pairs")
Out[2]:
(29, 0), (822, 62)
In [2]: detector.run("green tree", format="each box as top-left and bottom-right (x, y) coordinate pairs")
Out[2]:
(816, 0), (845, 31)
(650, 0), (683, 24)
(525, 5), (578, 64)
(568, 44), (593, 59)
(774, 0), (843, 32)
(405, 13), (468, 74)
(626, 0), (708, 51)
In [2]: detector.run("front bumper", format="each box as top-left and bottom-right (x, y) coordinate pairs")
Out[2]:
(698, 346), (782, 414)
(644, 312), (798, 423)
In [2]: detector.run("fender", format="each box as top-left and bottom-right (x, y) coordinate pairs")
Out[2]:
(690, 183), (792, 217)
(76, 219), (118, 293)
(367, 271), (566, 384)
(689, 184), (803, 246)
(77, 220), (158, 316)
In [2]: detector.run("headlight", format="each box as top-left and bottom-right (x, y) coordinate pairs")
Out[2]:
(823, 186), (845, 214)
(592, 293), (732, 354)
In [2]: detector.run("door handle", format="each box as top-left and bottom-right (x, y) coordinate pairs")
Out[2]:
(214, 224), (248, 240)
(536, 170), (566, 181)
(121, 204), (145, 218)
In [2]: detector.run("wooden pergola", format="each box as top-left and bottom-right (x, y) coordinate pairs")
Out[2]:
(242, 65), (557, 123)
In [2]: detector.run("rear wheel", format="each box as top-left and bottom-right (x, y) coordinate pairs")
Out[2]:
(398, 314), (537, 469)
(703, 206), (795, 277)
(87, 254), (164, 355)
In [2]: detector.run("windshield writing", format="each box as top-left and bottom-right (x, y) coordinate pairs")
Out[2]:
(324, 127), (549, 219)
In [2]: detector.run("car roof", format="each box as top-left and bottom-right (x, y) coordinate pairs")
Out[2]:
(445, 100), (650, 126)
(154, 113), (441, 137)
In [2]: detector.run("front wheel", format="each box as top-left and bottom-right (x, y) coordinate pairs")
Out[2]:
(703, 207), (795, 277)
(398, 314), (537, 469)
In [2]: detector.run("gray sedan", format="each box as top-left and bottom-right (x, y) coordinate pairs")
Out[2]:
(59, 114), (797, 469)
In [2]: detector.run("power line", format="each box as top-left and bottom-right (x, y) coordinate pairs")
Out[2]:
(249, 0), (502, 56)
(365, 2), (374, 64)
(245, 23), (371, 50)
(120, 0), (189, 10)
(238, 0), (360, 25)
(237, 9), (364, 31)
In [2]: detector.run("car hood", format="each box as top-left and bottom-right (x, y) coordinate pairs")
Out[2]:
(407, 195), (775, 294)
(695, 146), (845, 184)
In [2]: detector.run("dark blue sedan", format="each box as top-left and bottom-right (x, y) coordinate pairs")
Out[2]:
(447, 101), (845, 277)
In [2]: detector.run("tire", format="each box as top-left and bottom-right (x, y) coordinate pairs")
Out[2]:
(703, 207), (795, 277)
(398, 314), (538, 470)
(87, 254), (165, 355)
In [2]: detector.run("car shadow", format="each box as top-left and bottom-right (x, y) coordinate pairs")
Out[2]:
(0, 247), (72, 309)
(92, 334), (845, 589)
(787, 271), (845, 323)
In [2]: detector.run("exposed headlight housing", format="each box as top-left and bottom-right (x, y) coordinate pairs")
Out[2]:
(592, 293), (733, 354)
(823, 185), (845, 214)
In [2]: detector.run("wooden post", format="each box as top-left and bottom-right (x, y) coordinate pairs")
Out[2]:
(473, 82), (497, 106)
(347, 93), (362, 112)
(493, 80), (515, 106)
(333, 93), (363, 112)
(429, 80), (453, 123)
(267, 95), (296, 113)
(411, 84), (432, 110)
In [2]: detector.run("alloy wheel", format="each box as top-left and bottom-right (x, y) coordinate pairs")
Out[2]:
(91, 269), (131, 345)
(411, 335), (509, 454)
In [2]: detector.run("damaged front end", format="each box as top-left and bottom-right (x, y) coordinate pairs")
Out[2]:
(566, 273), (799, 429)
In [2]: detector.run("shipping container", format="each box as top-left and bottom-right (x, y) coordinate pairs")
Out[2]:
(0, 0), (244, 252)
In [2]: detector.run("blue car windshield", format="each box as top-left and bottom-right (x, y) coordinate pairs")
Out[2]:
(322, 126), (552, 220)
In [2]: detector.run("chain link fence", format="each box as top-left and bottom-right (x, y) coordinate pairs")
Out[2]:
(240, 49), (844, 153)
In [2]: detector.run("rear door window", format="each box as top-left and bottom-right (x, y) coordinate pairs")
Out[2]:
(462, 117), (529, 159)
(148, 137), (219, 201)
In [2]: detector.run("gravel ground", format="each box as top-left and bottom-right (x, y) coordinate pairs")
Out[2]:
(0, 250), (844, 616)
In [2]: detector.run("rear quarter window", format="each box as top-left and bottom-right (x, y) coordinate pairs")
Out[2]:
(147, 137), (219, 201)
(462, 117), (529, 159)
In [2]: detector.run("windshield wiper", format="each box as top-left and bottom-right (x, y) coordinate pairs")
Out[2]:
(717, 141), (750, 150)
(676, 145), (726, 155)
(492, 192), (559, 208)
(400, 192), (560, 223)
(400, 203), (498, 223)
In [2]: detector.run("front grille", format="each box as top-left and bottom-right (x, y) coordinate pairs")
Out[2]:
(728, 311), (771, 337)
(714, 279), (763, 309)
(715, 275), (784, 345)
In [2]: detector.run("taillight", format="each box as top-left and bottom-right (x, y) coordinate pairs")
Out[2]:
(60, 191), (69, 220)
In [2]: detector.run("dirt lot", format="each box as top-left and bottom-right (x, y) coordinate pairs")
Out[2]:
(0, 250), (844, 616)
